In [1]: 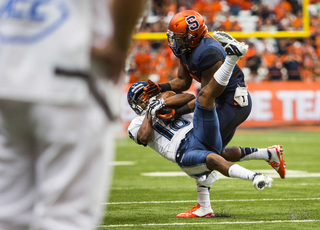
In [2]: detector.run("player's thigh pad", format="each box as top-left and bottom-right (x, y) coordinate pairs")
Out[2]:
(193, 99), (222, 154)
(179, 149), (212, 177)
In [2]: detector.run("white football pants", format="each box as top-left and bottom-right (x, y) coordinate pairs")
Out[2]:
(0, 99), (114, 230)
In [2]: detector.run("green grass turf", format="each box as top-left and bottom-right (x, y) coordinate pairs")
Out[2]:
(100, 131), (320, 229)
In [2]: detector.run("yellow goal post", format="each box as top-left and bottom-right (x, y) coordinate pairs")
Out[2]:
(133, 0), (310, 40)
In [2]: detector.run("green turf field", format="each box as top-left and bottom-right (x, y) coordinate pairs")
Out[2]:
(100, 131), (320, 229)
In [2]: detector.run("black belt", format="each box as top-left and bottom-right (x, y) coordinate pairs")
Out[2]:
(54, 67), (117, 121)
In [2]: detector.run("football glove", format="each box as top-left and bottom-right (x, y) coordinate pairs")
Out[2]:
(142, 80), (161, 101)
(147, 98), (166, 118)
(156, 108), (176, 120)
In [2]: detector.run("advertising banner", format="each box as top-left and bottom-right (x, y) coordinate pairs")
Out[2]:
(244, 82), (320, 127)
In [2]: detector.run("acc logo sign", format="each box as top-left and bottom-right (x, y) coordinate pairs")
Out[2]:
(0, 0), (69, 44)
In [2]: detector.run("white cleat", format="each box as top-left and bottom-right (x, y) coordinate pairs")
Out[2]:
(213, 31), (248, 58)
(213, 31), (235, 46)
(253, 173), (273, 191)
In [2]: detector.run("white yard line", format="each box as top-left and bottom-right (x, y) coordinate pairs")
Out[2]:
(100, 219), (319, 228)
(141, 169), (320, 178)
(104, 197), (320, 205)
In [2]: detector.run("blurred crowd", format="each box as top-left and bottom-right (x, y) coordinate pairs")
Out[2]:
(126, 0), (320, 84)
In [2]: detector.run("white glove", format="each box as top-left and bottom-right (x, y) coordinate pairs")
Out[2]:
(147, 98), (166, 118)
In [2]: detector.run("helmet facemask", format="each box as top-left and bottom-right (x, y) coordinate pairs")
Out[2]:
(130, 92), (146, 115)
(127, 82), (149, 115)
(167, 28), (194, 57)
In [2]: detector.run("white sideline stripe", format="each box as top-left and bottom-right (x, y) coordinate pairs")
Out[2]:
(104, 197), (320, 205)
(100, 220), (319, 228)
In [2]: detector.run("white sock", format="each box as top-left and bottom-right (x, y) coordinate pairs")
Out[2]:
(197, 185), (211, 208)
(228, 164), (256, 181)
(240, 148), (270, 161)
(213, 55), (239, 86)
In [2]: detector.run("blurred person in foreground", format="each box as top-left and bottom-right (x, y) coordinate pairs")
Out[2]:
(0, 0), (146, 229)
(127, 36), (284, 218)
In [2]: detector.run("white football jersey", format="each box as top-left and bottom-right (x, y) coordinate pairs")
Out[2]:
(128, 114), (194, 163)
(0, 0), (112, 105)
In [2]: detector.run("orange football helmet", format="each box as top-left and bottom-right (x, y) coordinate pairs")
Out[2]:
(167, 10), (207, 56)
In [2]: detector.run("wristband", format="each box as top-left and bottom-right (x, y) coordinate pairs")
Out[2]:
(159, 83), (171, 92)
(175, 104), (192, 116)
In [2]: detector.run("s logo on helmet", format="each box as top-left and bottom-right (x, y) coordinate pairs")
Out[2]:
(0, 0), (69, 44)
(186, 15), (199, 31)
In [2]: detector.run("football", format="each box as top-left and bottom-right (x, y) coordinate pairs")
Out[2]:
(156, 91), (176, 100)
(156, 91), (176, 119)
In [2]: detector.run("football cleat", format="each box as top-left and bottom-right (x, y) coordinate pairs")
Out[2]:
(213, 31), (234, 47)
(176, 203), (215, 218)
(213, 31), (248, 58)
(253, 173), (273, 191)
(267, 145), (286, 179)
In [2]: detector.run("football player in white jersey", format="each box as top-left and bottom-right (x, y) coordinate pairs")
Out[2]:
(128, 35), (285, 218)
(0, 0), (146, 229)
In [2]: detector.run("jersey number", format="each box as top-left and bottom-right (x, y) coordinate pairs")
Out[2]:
(186, 15), (199, 31)
(153, 118), (190, 141)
